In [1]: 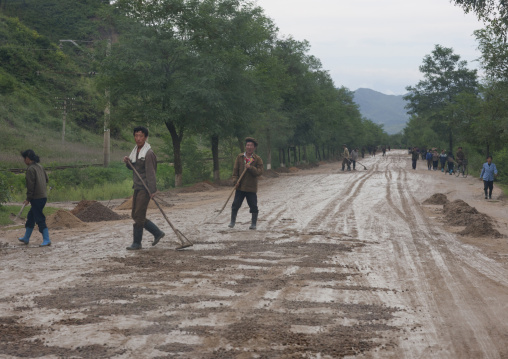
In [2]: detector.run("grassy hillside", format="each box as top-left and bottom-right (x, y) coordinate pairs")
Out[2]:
(0, 1), (138, 167)
(353, 88), (409, 135)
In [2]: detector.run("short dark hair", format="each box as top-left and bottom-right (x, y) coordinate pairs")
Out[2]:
(487, 155), (493, 160)
(133, 126), (149, 137)
(458, 146), (462, 149)
(21, 149), (40, 163)
(245, 137), (258, 147)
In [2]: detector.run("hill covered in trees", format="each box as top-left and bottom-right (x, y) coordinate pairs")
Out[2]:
(353, 88), (409, 135)
(0, 0), (394, 190)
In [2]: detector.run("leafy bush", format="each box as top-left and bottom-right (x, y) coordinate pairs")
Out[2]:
(493, 148), (508, 184)
(156, 163), (175, 191)
(0, 172), (11, 206)
(181, 137), (212, 185)
(49, 164), (131, 190)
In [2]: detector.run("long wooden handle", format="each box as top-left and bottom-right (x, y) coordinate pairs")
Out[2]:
(15, 203), (26, 220)
(127, 159), (187, 244)
(217, 166), (248, 215)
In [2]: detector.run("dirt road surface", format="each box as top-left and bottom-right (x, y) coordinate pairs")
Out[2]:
(1, 150), (508, 358)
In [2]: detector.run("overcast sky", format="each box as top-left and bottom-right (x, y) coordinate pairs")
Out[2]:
(254, 0), (485, 95)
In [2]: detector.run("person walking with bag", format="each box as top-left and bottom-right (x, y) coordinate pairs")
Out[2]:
(18, 150), (51, 247)
(480, 156), (498, 199)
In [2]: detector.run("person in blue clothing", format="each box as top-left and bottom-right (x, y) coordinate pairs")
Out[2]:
(439, 149), (447, 172)
(480, 156), (498, 199)
(425, 150), (433, 170)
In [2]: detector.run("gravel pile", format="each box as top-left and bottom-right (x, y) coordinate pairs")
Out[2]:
(46, 210), (85, 229)
(423, 193), (449, 205)
(444, 199), (502, 237)
(74, 202), (122, 222)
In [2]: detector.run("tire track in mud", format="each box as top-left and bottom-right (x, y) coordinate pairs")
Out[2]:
(382, 156), (508, 358)
(304, 164), (379, 237)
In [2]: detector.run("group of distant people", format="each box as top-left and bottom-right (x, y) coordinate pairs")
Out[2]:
(409, 146), (499, 199)
(410, 146), (466, 174)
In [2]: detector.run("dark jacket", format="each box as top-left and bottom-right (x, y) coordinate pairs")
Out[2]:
(25, 163), (48, 201)
(232, 153), (263, 192)
(411, 150), (419, 161)
(127, 149), (157, 194)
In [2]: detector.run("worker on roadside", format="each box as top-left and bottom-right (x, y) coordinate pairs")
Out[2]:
(411, 147), (419, 170)
(439, 149), (447, 172)
(123, 126), (165, 250)
(432, 149), (439, 170)
(480, 155), (498, 199)
(447, 152), (455, 175)
(425, 149), (433, 170)
(229, 137), (264, 230)
(341, 144), (351, 171)
(18, 149), (51, 247)
(350, 148), (358, 170)
(456, 146), (465, 167)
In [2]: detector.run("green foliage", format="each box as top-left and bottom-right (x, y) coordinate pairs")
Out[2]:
(49, 164), (131, 190)
(0, 172), (11, 206)
(0, 205), (59, 226)
(156, 163), (175, 191)
(181, 137), (212, 185)
(493, 148), (508, 183)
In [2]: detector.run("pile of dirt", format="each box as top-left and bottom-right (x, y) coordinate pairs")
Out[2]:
(443, 200), (482, 226)
(176, 181), (217, 193)
(297, 162), (319, 170)
(262, 169), (280, 178)
(444, 199), (502, 237)
(458, 215), (502, 238)
(275, 167), (290, 173)
(74, 202), (123, 222)
(117, 196), (159, 210)
(46, 210), (85, 229)
(70, 200), (97, 215)
(423, 193), (449, 205)
(289, 167), (299, 172)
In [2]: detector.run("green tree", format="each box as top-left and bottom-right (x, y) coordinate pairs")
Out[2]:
(404, 45), (478, 153)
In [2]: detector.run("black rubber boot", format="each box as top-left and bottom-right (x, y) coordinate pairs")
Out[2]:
(249, 212), (258, 230)
(485, 190), (488, 199)
(144, 220), (165, 246)
(126, 225), (143, 250)
(228, 209), (238, 228)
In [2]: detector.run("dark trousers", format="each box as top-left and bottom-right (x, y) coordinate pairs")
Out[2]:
(412, 159), (417, 169)
(132, 189), (150, 227)
(351, 160), (356, 170)
(232, 190), (258, 213)
(433, 161), (438, 169)
(26, 198), (47, 233)
(440, 159), (446, 169)
(448, 162), (454, 172)
(427, 159), (432, 170)
(342, 158), (351, 170)
(484, 180), (494, 197)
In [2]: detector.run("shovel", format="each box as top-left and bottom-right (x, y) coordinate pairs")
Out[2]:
(355, 160), (367, 170)
(10, 203), (26, 224)
(127, 160), (193, 250)
(345, 158), (367, 171)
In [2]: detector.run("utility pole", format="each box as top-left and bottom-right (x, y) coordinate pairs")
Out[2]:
(103, 37), (111, 167)
(54, 97), (75, 144)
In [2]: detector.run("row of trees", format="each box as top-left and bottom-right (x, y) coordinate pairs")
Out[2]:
(402, 1), (508, 179)
(98, 0), (389, 186)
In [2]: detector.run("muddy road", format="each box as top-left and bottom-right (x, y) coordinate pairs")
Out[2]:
(1, 150), (508, 358)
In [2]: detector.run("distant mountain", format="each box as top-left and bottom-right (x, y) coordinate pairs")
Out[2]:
(353, 88), (410, 135)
